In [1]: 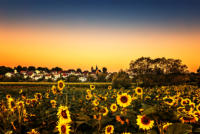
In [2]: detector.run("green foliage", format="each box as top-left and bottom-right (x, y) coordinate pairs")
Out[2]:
(166, 123), (192, 134)
(112, 70), (132, 89)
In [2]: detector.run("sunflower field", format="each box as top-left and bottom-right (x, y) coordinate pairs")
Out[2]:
(1, 81), (200, 134)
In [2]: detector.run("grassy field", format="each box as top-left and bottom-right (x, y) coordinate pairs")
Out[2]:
(1, 81), (200, 134)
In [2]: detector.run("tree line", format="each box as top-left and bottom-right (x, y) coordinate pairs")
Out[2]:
(0, 57), (200, 87)
(112, 57), (200, 88)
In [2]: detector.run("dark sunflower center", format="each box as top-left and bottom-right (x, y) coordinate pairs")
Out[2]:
(11, 101), (15, 107)
(59, 83), (63, 88)
(141, 116), (150, 125)
(61, 125), (66, 133)
(61, 110), (68, 118)
(183, 116), (194, 121)
(101, 108), (106, 113)
(113, 106), (116, 109)
(185, 105), (190, 111)
(138, 89), (141, 93)
(37, 94), (41, 99)
(107, 127), (112, 132)
(178, 108), (184, 112)
(183, 101), (186, 104)
(198, 106), (200, 111)
(120, 96), (128, 103)
(166, 99), (173, 103)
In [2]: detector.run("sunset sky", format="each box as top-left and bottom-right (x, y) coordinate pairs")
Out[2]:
(0, 0), (200, 72)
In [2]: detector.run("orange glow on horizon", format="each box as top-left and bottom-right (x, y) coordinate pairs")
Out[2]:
(0, 23), (200, 72)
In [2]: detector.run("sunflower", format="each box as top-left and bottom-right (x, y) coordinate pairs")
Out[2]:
(45, 93), (49, 99)
(163, 96), (175, 106)
(57, 106), (71, 123)
(108, 86), (112, 90)
(92, 99), (99, 106)
(90, 85), (95, 90)
(117, 93), (132, 107)
(100, 107), (109, 116)
(194, 111), (200, 119)
(86, 94), (92, 100)
(51, 85), (57, 94)
(50, 100), (57, 108)
(57, 120), (71, 134)
(135, 87), (143, 95)
(31, 99), (37, 104)
(27, 129), (40, 134)
(105, 125), (114, 134)
(58, 80), (65, 91)
(16, 101), (24, 109)
(8, 98), (16, 112)
(185, 98), (191, 105)
(177, 97), (183, 104)
(181, 99), (188, 106)
(136, 115), (154, 130)
(86, 89), (91, 95)
(196, 104), (200, 112)
(34, 93), (42, 100)
(6, 94), (11, 99)
(181, 98), (191, 106)
(110, 103), (118, 112)
(184, 105), (194, 113)
(177, 107), (185, 113)
(180, 113), (198, 123)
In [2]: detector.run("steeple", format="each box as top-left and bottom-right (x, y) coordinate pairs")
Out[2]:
(96, 65), (98, 71)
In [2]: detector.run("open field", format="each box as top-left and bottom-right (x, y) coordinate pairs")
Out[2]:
(0, 82), (112, 85)
(1, 81), (200, 134)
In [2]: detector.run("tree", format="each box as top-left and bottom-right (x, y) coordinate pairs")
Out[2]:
(96, 72), (106, 82)
(76, 68), (82, 73)
(197, 66), (200, 74)
(21, 67), (27, 71)
(51, 67), (63, 72)
(15, 65), (22, 72)
(102, 67), (107, 73)
(37, 67), (50, 73)
(28, 66), (36, 71)
(129, 57), (189, 86)
(112, 70), (131, 89)
(129, 57), (188, 75)
(0, 66), (13, 75)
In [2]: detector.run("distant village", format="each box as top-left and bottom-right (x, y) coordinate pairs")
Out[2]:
(0, 66), (115, 82)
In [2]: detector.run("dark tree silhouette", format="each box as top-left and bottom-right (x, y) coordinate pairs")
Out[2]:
(28, 66), (36, 71)
(76, 68), (82, 73)
(197, 66), (200, 74)
(51, 67), (63, 72)
(102, 67), (107, 73)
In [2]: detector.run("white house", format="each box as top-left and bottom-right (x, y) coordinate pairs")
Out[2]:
(79, 77), (87, 82)
(45, 74), (52, 80)
(5, 72), (13, 78)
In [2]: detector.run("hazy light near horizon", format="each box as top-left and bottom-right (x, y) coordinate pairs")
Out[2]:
(0, 22), (200, 72)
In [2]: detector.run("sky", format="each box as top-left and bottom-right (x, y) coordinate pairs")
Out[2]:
(0, 0), (200, 72)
